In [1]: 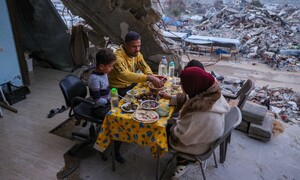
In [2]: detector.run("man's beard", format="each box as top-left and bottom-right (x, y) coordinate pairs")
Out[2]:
(129, 52), (138, 57)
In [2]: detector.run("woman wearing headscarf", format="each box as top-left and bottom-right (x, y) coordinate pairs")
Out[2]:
(158, 67), (230, 178)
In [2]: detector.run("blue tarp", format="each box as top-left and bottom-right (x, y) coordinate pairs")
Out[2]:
(215, 49), (229, 54)
(162, 16), (183, 27)
(173, 21), (183, 27)
(162, 16), (174, 25)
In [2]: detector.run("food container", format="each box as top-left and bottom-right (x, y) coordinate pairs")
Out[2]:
(126, 89), (139, 97)
(137, 92), (160, 102)
(121, 102), (139, 113)
(171, 84), (180, 90)
(155, 75), (168, 83)
(171, 77), (181, 90)
(148, 82), (165, 93)
(141, 100), (160, 110)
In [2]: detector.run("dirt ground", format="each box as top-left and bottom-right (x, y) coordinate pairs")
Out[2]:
(181, 54), (300, 92)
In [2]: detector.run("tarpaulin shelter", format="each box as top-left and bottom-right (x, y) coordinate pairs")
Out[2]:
(184, 35), (240, 49)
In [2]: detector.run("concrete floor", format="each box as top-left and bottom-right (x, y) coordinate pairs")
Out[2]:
(76, 58), (300, 180)
(1, 60), (300, 179)
(77, 124), (300, 180)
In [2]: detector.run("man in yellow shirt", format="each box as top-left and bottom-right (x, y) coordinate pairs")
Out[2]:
(109, 31), (163, 97)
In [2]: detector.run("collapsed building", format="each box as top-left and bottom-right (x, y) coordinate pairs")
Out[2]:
(167, 1), (300, 71)
(17, 0), (300, 73)
(18, 0), (182, 73)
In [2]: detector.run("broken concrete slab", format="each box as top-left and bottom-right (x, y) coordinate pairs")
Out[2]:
(236, 120), (250, 133)
(241, 100), (267, 125)
(248, 112), (275, 141)
(248, 86), (300, 125)
(247, 133), (271, 142)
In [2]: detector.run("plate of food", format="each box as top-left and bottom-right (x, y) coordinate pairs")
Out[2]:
(137, 92), (160, 102)
(126, 89), (139, 97)
(123, 95), (135, 103)
(141, 100), (160, 110)
(121, 102), (139, 113)
(132, 110), (159, 123)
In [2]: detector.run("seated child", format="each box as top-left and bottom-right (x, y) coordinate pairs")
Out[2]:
(89, 48), (125, 164)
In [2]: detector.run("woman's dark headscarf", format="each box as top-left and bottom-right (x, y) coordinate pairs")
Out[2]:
(180, 67), (215, 98)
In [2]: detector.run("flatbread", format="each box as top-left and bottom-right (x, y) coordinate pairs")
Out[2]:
(133, 110), (159, 123)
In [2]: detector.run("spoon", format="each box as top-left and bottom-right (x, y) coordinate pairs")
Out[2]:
(161, 76), (167, 83)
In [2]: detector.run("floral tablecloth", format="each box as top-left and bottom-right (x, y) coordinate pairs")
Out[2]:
(94, 80), (180, 157)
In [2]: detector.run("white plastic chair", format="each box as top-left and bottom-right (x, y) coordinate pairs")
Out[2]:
(160, 106), (242, 180)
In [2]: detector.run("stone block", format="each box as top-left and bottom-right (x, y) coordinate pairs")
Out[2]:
(248, 112), (274, 142)
(235, 120), (250, 132)
(247, 134), (270, 142)
(241, 100), (267, 125)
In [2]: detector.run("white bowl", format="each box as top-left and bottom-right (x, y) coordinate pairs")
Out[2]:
(126, 89), (139, 97)
(121, 102), (139, 113)
(171, 84), (180, 90)
(148, 82), (165, 93)
(141, 100), (160, 110)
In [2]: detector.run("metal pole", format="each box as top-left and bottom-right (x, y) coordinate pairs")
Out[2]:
(156, 146), (161, 180)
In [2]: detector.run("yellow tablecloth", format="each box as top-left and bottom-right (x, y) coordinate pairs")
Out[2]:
(94, 80), (180, 157)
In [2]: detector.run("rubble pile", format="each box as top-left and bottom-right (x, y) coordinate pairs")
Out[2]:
(218, 75), (300, 125)
(176, 3), (300, 71)
(248, 86), (300, 125)
(216, 74), (299, 141)
(216, 75), (244, 95)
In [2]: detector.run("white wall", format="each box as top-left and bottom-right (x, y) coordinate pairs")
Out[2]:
(0, 0), (23, 86)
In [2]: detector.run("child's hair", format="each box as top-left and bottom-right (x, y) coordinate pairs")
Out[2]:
(96, 48), (116, 66)
(185, 59), (204, 70)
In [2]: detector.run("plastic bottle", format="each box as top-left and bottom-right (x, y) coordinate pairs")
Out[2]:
(110, 88), (119, 113)
(158, 56), (168, 76)
(168, 61), (175, 78)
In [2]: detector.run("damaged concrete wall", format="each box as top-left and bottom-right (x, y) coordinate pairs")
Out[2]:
(61, 0), (179, 72)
